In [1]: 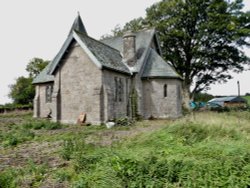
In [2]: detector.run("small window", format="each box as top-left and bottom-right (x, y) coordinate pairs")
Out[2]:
(46, 85), (53, 103)
(118, 78), (123, 102)
(114, 77), (124, 102)
(177, 85), (181, 100)
(164, 84), (167, 97)
(114, 77), (118, 102)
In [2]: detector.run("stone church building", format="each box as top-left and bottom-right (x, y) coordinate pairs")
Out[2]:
(33, 14), (182, 124)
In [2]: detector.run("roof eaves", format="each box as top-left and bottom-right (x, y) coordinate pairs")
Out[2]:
(49, 34), (74, 74)
(154, 30), (163, 56)
(73, 31), (102, 69)
(120, 59), (133, 75)
(102, 65), (131, 75)
(32, 80), (54, 85)
(141, 75), (183, 80)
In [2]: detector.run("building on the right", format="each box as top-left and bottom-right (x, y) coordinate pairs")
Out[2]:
(208, 96), (247, 108)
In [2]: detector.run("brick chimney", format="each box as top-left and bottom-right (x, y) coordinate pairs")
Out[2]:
(123, 31), (136, 67)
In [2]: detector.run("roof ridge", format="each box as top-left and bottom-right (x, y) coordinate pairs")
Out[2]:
(74, 30), (122, 55)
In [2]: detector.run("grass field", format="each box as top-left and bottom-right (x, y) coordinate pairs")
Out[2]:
(0, 111), (249, 187)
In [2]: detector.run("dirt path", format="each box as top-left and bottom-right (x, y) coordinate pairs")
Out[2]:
(0, 141), (65, 171)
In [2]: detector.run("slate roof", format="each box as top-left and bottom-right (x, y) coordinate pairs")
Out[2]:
(101, 29), (156, 72)
(75, 31), (130, 74)
(141, 48), (181, 79)
(208, 96), (247, 103)
(32, 64), (54, 84)
(68, 13), (87, 36)
(49, 34), (74, 74)
(33, 15), (181, 84)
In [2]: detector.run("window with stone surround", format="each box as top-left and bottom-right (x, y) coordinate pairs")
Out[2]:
(114, 77), (124, 102)
(46, 85), (53, 103)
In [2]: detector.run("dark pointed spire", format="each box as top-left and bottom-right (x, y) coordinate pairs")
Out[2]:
(68, 12), (87, 36)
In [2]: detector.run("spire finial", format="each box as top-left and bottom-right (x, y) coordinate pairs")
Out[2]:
(68, 11), (87, 36)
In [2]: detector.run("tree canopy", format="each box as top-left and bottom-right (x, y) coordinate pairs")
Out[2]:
(146, 0), (249, 103)
(106, 0), (250, 107)
(9, 58), (49, 105)
(26, 58), (49, 78)
(8, 76), (34, 105)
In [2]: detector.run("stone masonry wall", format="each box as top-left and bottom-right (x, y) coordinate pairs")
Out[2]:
(143, 79), (182, 119)
(55, 42), (102, 124)
(102, 69), (131, 121)
(37, 84), (53, 118)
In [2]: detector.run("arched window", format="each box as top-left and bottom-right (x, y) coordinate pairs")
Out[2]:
(164, 84), (167, 97)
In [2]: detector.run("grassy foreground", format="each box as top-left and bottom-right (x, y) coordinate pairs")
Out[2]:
(0, 111), (249, 187)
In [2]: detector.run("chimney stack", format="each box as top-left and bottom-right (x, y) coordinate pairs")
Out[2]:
(123, 31), (136, 67)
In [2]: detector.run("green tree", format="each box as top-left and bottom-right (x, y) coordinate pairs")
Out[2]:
(9, 58), (49, 105)
(26, 57), (49, 78)
(8, 76), (34, 105)
(100, 17), (146, 39)
(122, 17), (146, 34)
(145, 0), (250, 107)
(194, 92), (214, 102)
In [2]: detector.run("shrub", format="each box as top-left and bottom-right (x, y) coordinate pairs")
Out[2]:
(115, 117), (135, 126)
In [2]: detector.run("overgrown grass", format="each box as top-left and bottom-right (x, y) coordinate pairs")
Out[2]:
(0, 112), (64, 147)
(0, 111), (250, 187)
(0, 160), (49, 188)
(60, 111), (250, 187)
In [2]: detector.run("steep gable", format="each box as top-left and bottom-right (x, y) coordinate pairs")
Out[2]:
(68, 13), (87, 36)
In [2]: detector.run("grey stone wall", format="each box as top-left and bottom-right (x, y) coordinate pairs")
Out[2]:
(35, 36), (183, 124)
(102, 69), (131, 121)
(35, 84), (53, 118)
(134, 74), (144, 117)
(33, 85), (40, 118)
(54, 42), (102, 124)
(142, 79), (182, 119)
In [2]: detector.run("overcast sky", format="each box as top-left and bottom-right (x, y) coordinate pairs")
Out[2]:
(0, 0), (249, 104)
